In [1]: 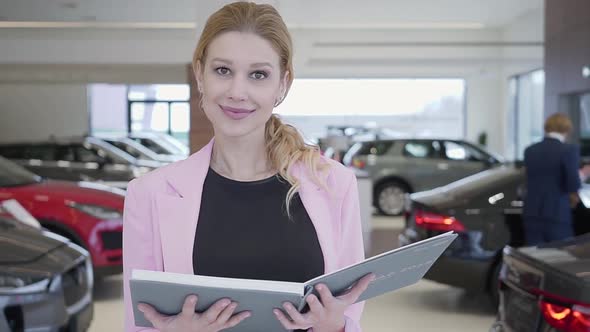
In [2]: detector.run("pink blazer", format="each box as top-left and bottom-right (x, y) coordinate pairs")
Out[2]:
(123, 139), (365, 332)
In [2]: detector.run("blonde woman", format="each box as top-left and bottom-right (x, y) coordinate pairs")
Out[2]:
(123, 2), (373, 331)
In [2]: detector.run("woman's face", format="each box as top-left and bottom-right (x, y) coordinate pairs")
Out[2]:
(196, 31), (288, 138)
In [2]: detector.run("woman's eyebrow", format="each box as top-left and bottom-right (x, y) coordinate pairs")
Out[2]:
(210, 58), (273, 69)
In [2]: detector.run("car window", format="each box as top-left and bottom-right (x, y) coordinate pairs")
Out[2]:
(444, 141), (487, 162)
(25, 145), (57, 161)
(60, 144), (104, 163)
(403, 141), (440, 158)
(357, 141), (394, 156)
(56, 146), (76, 162)
(0, 146), (26, 159)
(136, 138), (169, 155)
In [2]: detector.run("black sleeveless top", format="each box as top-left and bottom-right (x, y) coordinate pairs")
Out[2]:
(193, 167), (324, 284)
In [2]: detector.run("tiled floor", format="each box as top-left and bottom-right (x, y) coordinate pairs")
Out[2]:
(89, 216), (496, 331)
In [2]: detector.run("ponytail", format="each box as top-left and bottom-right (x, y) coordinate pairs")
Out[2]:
(265, 114), (329, 216)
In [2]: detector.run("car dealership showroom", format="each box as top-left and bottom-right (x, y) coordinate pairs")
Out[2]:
(1, 0), (589, 331)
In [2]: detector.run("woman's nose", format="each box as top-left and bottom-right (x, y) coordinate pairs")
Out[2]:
(226, 76), (248, 101)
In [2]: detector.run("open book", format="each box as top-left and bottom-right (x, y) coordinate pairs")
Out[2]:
(131, 231), (457, 331)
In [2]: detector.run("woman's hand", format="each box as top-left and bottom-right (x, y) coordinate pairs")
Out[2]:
(273, 273), (375, 332)
(138, 295), (251, 332)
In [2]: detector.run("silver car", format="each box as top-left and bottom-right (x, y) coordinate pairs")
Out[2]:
(343, 138), (502, 215)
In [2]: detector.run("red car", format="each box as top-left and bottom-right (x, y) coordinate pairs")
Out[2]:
(0, 156), (124, 276)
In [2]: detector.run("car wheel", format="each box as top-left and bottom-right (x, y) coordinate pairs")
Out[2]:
(375, 181), (409, 216)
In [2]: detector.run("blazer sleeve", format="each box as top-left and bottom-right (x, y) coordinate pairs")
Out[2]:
(123, 179), (161, 332)
(562, 144), (581, 193)
(340, 172), (366, 332)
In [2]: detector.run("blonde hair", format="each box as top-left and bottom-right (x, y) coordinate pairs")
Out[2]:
(192, 1), (329, 215)
(544, 113), (573, 134)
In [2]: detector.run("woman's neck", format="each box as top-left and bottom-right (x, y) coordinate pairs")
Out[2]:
(210, 131), (275, 181)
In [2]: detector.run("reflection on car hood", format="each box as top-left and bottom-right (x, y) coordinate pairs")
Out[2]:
(518, 234), (590, 282)
(410, 188), (462, 209)
(0, 224), (65, 264)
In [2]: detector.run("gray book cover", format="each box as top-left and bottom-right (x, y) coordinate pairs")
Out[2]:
(131, 232), (457, 331)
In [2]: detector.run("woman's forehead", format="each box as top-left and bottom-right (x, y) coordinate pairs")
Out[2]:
(206, 31), (281, 68)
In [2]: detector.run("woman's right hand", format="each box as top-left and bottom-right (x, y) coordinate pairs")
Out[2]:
(137, 295), (251, 332)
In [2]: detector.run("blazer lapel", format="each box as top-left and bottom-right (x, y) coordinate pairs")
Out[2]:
(156, 139), (214, 274)
(293, 164), (339, 274)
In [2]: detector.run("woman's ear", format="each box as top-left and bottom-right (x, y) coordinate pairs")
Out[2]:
(279, 70), (290, 99)
(194, 60), (204, 93)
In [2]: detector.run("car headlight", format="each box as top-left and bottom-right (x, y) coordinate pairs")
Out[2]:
(66, 202), (122, 220)
(0, 275), (50, 294)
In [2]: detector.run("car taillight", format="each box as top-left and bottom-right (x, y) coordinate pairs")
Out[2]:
(539, 298), (590, 332)
(352, 157), (366, 169)
(414, 209), (466, 232)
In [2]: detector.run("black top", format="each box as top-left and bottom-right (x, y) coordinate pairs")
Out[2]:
(193, 167), (324, 284)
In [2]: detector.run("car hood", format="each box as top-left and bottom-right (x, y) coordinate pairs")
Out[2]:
(16, 180), (125, 209)
(410, 187), (464, 210)
(0, 223), (66, 265)
(410, 165), (523, 210)
(517, 234), (590, 282)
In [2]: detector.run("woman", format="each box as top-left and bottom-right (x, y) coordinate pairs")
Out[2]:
(123, 2), (373, 331)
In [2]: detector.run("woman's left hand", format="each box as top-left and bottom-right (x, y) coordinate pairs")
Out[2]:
(273, 273), (375, 332)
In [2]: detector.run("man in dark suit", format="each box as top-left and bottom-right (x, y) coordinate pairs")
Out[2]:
(523, 113), (581, 245)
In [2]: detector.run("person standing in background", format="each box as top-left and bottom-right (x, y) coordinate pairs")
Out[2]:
(523, 113), (581, 245)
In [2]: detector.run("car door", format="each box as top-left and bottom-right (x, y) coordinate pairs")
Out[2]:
(399, 140), (449, 191)
(441, 140), (490, 183)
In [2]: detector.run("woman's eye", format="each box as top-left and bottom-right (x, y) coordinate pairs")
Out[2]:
(215, 67), (230, 75)
(251, 71), (268, 80)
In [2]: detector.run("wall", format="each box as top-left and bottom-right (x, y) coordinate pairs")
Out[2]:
(544, 0), (590, 118)
(0, 83), (88, 142)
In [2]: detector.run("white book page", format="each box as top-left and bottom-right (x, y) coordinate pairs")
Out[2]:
(132, 269), (305, 295)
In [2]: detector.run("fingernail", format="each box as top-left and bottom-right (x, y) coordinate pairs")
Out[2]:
(190, 295), (197, 304)
(316, 284), (324, 291)
(221, 299), (231, 306)
(273, 309), (280, 315)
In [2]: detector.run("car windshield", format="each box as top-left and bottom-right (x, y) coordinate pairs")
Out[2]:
(106, 140), (144, 159)
(0, 157), (40, 187)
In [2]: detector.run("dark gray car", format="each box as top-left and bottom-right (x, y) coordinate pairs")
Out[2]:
(0, 215), (94, 331)
(0, 137), (158, 189)
(343, 138), (502, 215)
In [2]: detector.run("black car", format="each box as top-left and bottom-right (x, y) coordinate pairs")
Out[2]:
(493, 234), (590, 332)
(0, 136), (158, 189)
(399, 164), (590, 305)
(0, 215), (94, 331)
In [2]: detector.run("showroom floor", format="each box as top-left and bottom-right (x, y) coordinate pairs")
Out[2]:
(90, 216), (496, 331)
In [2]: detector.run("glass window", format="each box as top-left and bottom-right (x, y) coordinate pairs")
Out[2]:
(357, 141), (394, 156)
(275, 78), (466, 141)
(443, 141), (488, 162)
(511, 69), (545, 160)
(403, 141), (440, 158)
(25, 145), (57, 161)
(0, 146), (25, 159)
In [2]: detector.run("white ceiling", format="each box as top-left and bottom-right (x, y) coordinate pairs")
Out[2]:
(0, 0), (543, 29)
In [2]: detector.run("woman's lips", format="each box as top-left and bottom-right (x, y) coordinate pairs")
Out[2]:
(220, 105), (254, 120)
